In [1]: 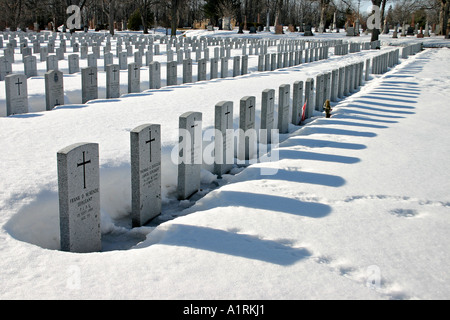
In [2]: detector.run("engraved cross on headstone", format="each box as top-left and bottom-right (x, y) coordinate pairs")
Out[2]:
(89, 70), (95, 84)
(77, 151), (91, 189)
(145, 129), (156, 162)
(248, 104), (254, 122)
(15, 78), (23, 95)
(225, 106), (232, 128)
(112, 66), (118, 81)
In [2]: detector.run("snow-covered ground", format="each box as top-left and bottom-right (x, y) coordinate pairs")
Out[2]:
(0, 28), (449, 300)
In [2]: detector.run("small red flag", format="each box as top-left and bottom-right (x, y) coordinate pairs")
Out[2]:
(301, 100), (307, 122)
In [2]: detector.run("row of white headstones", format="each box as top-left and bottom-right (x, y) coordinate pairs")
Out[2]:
(55, 42), (423, 253)
(1, 32), (378, 116)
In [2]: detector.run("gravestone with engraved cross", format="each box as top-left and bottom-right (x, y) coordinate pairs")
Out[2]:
(304, 78), (314, 119)
(210, 57), (219, 79)
(261, 89), (275, 144)
(81, 66), (98, 103)
(183, 58), (192, 84)
(23, 55), (37, 78)
(177, 111), (202, 200)
(197, 58), (207, 82)
(238, 96), (257, 161)
(214, 101), (234, 178)
(149, 61), (161, 89)
(0, 56), (12, 81)
(46, 55), (58, 72)
(278, 84), (291, 133)
(167, 60), (177, 86)
(128, 62), (141, 94)
(131, 124), (162, 227)
(106, 64), (120, 99)
(292, 81), (304, 125)
(5, 74), (28, 116)
(68, 54), (80, 75)
(57, 142), (101, 253)
(45, 70), (64, 111)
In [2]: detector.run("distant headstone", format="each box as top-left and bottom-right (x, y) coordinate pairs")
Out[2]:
(303, 25), (314, 36)
(81, 66), (98, 103)
(106, 64), (120, 99)
(220, 57), (228, 78)
(177, 111), (203, 200)
(128, 62), (141, 94)
(119, 52), (128, 70)
(57, 142), (101, 253)
(304, 78), (314, 119)
(260, 89), (275, 144)
(87, 53), (97, 67)
(183, 58), (193, 83)
(238, 96), (257, 161)
(315, 73), (325, 111)
(233, 56), (241, 77)
(331, 69), (338, 102)
(149, 61), (161, 89)
(24, 55), (37, 78)
(167, 60), (178, 86)
(278, 84), (291, 133)
(210, 57), (219, 79)
(104, 52), (114, 68)
(130, 124), (162, 227)
(214, 101), (234, 178)
(68, 54), (80, 74)
(0, 56), (12, 81)
(292, 81), (304, 125)
(241, 55), (248, 75)
(45, 70), (64, 110)
(5, 74), (28, 116)
(197, 58), (207, 81)
(46, 55), (59, 71)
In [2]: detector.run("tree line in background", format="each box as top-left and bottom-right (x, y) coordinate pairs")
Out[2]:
(0, 0), (448, 36)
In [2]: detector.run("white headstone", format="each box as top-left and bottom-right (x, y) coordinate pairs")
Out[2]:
(45, 70), (64, 110)
(278, 84), (291, 134)
(149, 61), (161, 89)
(57, 142), (101, 253)
(81, 66), (98, 103)
(292, 81), (304, 125)
(5, 74), (28, 116)
(261, 89), (275, 144)
(128, 62), (141, 93)
(106, 64), (120, 99)
(166, 61), (177, 86)
(130, 124), (162, 227)
(238, 96), (257, 161)
(177, 111), (203, 200)
(214, 101), (234, 178)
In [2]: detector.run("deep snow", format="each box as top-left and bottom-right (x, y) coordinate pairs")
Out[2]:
(0, 28), (449, 300)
